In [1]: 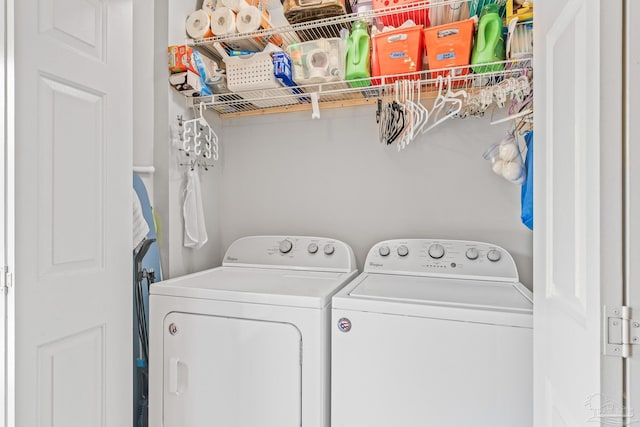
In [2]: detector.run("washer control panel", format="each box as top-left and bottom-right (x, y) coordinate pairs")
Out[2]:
(223, 236), (356, 272)
(365, 239), (518, 281)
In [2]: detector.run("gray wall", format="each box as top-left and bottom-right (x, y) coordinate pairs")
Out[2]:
(219, 106), (533, 289)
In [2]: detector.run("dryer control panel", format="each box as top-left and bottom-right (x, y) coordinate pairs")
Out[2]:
(222, 235), (357, 273)
(365, 239), (518, 282)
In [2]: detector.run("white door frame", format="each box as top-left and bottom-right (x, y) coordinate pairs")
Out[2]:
(625, 0), (640, 422)
(0, 0), (7, 424)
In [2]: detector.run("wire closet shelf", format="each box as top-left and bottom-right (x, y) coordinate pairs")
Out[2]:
(186, 0), (531, 117)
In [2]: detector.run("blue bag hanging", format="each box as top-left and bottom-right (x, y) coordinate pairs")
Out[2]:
(521, 131), (533, 229)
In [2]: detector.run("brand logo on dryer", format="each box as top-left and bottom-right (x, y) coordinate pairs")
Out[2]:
(369, 262), (384, 268)
(337, 318), (352, 332)
(226, 256), (239, 262)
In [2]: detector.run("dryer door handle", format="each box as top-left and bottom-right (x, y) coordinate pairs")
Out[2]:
(169, 357), (183, 395)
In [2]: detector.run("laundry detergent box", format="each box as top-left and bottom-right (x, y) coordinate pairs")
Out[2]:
(287, 38), (346, 85)
(168, 45), (197, 73)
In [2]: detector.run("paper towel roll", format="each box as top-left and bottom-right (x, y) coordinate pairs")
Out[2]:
(236, 5), (264, 33)
(221, 0), (244, 12)
(186, 9), (213, 39)
(209, 6), (237, 35)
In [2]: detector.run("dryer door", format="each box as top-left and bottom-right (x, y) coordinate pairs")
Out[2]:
(162, 312), (302, 427)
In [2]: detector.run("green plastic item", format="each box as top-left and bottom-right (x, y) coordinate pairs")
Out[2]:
(346, 21), (371, 88)
(471, 4), (506, 73)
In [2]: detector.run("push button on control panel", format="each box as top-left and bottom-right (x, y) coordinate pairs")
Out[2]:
(397, 245), (409, 257)
(279, 239), (293, 254)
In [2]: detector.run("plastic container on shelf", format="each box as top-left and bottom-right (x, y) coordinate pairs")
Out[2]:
(287, 38), (346, 85)
(471, 3), (506, 72)
(372, 0), (430, 27)
(423, 18), (475, 77)
(346, 21), (372, 87)
(371, 25), (424, 82)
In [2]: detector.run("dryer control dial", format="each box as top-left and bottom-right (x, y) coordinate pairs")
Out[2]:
(379, 246), (391, 257)
(487, 249), (502, 262)
(465, 248), (479, 260)
(307, 242), (319, 254)
(397, 245), (409, 257)
(279, 239), (293, 254)
(428, 244), (445, 259)
(324, 244), (335, 255)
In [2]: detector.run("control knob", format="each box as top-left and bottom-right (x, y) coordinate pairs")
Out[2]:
(379, 246), (391, 257)
(487, 249), (502, 262)
(279, 239), (293, 254)
(324, 244), (335, 255)
(308, 243), (319, 254)
(428, 243), (445, 259)
(397, 245), (409, 257)
(465, 248), (479, 260)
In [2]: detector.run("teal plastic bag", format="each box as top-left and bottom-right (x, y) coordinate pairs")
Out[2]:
(521, 131), (533, 229)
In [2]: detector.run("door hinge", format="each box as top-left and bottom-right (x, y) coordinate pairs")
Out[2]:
(604, 306), (639, 358)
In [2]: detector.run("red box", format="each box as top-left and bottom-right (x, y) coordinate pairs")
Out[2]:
(372, 0), (430, 28)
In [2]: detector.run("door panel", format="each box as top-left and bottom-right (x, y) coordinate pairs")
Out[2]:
(8, 0), (132, 425)
(162, 313), (302, 427)
(534, 0), (623, 425)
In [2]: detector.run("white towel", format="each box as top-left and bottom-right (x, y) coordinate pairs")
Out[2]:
(133, 188), (150, 250)
(183, 168), (208, 249)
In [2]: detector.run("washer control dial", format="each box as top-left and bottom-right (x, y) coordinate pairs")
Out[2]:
(397, 245), (409, 257)
(324, 244), (335, 255)
(279, 239), (293, 254)
(465, 248), (479, 260)
(428, 244), (445, 259)
(307, 242), (319, 254)
(487, 249), (502, 262)
(379, 246), (391, 257)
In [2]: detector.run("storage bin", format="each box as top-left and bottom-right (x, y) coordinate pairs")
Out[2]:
(372, 25), (424, 81)
(372, 0), (430, 28)
(287, 38), (346, 85)
(222, 50), (298, 107)
(423, 18), (475, 77)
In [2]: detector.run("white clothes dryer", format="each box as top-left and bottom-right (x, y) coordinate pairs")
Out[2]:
(332, 239), (533, 427)
(149, 236), (357, 427)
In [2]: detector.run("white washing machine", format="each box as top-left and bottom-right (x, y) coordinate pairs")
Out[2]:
(149, 236), (357, 427)
(332, 239), (533, 427)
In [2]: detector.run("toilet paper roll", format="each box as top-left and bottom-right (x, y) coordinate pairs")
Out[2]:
(209, 6), (237, 35)
(186, 9), (213, 39)
(235, 5), (264, 33)
(221, 0), (244, 12)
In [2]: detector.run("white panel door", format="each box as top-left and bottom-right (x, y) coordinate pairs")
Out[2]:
(162, 313), (302, 427)
(534, 0), (624, 425)
(0, 0), (7, 424)
(626, 0), (640, 421)
(6, 0), (133, 426)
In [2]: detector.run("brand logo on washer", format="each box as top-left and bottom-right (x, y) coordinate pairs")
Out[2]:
(369, 262), (383, 268)
(337, 318), (352, 332)
(226, 256), (238, 262)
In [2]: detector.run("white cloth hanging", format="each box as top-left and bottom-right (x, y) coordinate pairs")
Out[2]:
(183, 168), (208, 249)
(133, 188), (150, 250)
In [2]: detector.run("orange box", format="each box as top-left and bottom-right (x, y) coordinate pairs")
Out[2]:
(423, 18), (475, 77)
(168, 45), (197, 74)
(372, 25), (424, 82)
(372, 0), (430, 28)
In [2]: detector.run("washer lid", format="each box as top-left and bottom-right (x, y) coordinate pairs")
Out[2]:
(351, 274), (532, 311)
(150, 266), (355, 308)
(333, 273), (533, 327)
